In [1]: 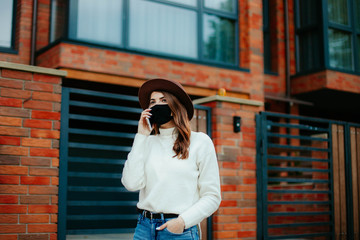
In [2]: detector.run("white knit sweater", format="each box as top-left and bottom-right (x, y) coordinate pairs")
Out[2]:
(121, 127), (221, 229)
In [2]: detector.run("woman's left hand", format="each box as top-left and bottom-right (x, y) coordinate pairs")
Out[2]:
(157, 216), (185, 234)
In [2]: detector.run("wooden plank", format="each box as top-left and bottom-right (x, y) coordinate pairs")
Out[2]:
(198, 110), (207, 134)
(190, 109), (198, 132)
(337, 125), (347, 238)
(350, 127), (359, 239)
(186, 86), (249, 99)
(332, 124), (340, 240)
(356, 127), (360, 240)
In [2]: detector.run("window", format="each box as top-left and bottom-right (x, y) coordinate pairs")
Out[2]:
(327, 0), (359, 72)
(51, 0), (238, 66)
(205, 0), (236, 13)
(328, 28), (352, 70)
(203, 0), (236, 65)
(50, 0), (66, 42)
(203, 14), (236, 64)
(263, 0), (278, 73)
(69, 0), (123, 46)
(129, 0), (197, 58)
(0, 0), (16, 51)
(296, 0), (360, 74)
(295, 0), (324, 73)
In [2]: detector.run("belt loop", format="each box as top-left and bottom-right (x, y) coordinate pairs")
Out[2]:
(150, 212), (153, 220)
(160, 213), (164, 221)
(142, 210), (146, 221)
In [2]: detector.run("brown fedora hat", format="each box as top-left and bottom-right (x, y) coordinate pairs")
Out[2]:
(138, 78), (194, 120)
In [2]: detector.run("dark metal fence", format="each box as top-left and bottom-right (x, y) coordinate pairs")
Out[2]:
(58, 86), (212, 239)
(256, 111), (360, 240)
(59, 87), (142, 239)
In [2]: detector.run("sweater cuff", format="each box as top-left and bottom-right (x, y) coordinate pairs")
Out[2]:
(179, 210), (196, 229)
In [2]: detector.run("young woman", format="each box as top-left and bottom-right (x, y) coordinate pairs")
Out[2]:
(121, 78), (221, 240)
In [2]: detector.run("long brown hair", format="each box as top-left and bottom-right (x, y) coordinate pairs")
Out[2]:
(153, 91), (191, 159)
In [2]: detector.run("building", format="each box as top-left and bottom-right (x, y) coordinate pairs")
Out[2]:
(0, 0), (359, 239)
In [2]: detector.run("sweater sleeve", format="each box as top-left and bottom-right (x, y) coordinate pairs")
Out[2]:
(121, 133), (148, 191)
(179, 135), (221, 229)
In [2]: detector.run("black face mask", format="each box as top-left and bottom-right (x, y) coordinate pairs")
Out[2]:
(149, 104), (173, 126)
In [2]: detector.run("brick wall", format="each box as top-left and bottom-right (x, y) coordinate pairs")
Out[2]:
(36, 0), (51, 51)
(0, 62), (65, 240)
(36, 42), (263, 100)
(239, 0), (250, 69)
(199, 99), (263, 239)
(291, 70), (360, 95)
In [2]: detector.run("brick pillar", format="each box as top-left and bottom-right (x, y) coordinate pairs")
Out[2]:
(0, 62), (66, 240)
(194, 95), (263, 240)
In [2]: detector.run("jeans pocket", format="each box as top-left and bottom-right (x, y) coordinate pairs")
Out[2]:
(164, 227), (191, 236)
(164, 228), (180, 235)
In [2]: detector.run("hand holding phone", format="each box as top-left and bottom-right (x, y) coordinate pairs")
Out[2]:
(138, 109), (153, 135)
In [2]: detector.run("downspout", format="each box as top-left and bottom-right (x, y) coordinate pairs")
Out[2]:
(30, 0), (38, 65)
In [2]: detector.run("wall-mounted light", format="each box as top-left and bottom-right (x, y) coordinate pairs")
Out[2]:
(233, 116), (241, 133)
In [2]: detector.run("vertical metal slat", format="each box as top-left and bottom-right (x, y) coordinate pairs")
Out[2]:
(338, 125), (347, 239)
(59, 87), (70, 240)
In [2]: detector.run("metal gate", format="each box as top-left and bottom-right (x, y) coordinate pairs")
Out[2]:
(256, 112), (360, 240)
(58, 86), (212, 240)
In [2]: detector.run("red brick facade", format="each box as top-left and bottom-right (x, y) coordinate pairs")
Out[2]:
(0, 63), (65, 240)
(1, 0), (360, 239)
(291, 70), (360, 95)
(209, 100), (260, 239)
(37, 42), (262, 99)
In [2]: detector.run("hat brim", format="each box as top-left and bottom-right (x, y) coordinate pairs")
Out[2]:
(138, 78), (194, 120)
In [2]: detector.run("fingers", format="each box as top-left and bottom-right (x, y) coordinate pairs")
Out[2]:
(138, 109), (153, 135)
(141, 109), (152, 130)
(156, 223), (167, 231)
(141, 109), (152, 126)
(156, 218), (185, 234)
(141, 109), (152, 120)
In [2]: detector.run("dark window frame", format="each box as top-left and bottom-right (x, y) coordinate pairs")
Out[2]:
(263, 0), (271, 73)
(263, 0), (278, 75)
(295, 0), (360, 75)
(324, 0), (360, 74)
(49, 0), (68, 43)
(294, 0), (324, 75)
(0, 0), (18, 54)
(49, 0), (241, 68)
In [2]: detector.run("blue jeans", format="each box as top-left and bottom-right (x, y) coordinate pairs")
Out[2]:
(133, 214), (199, 240)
